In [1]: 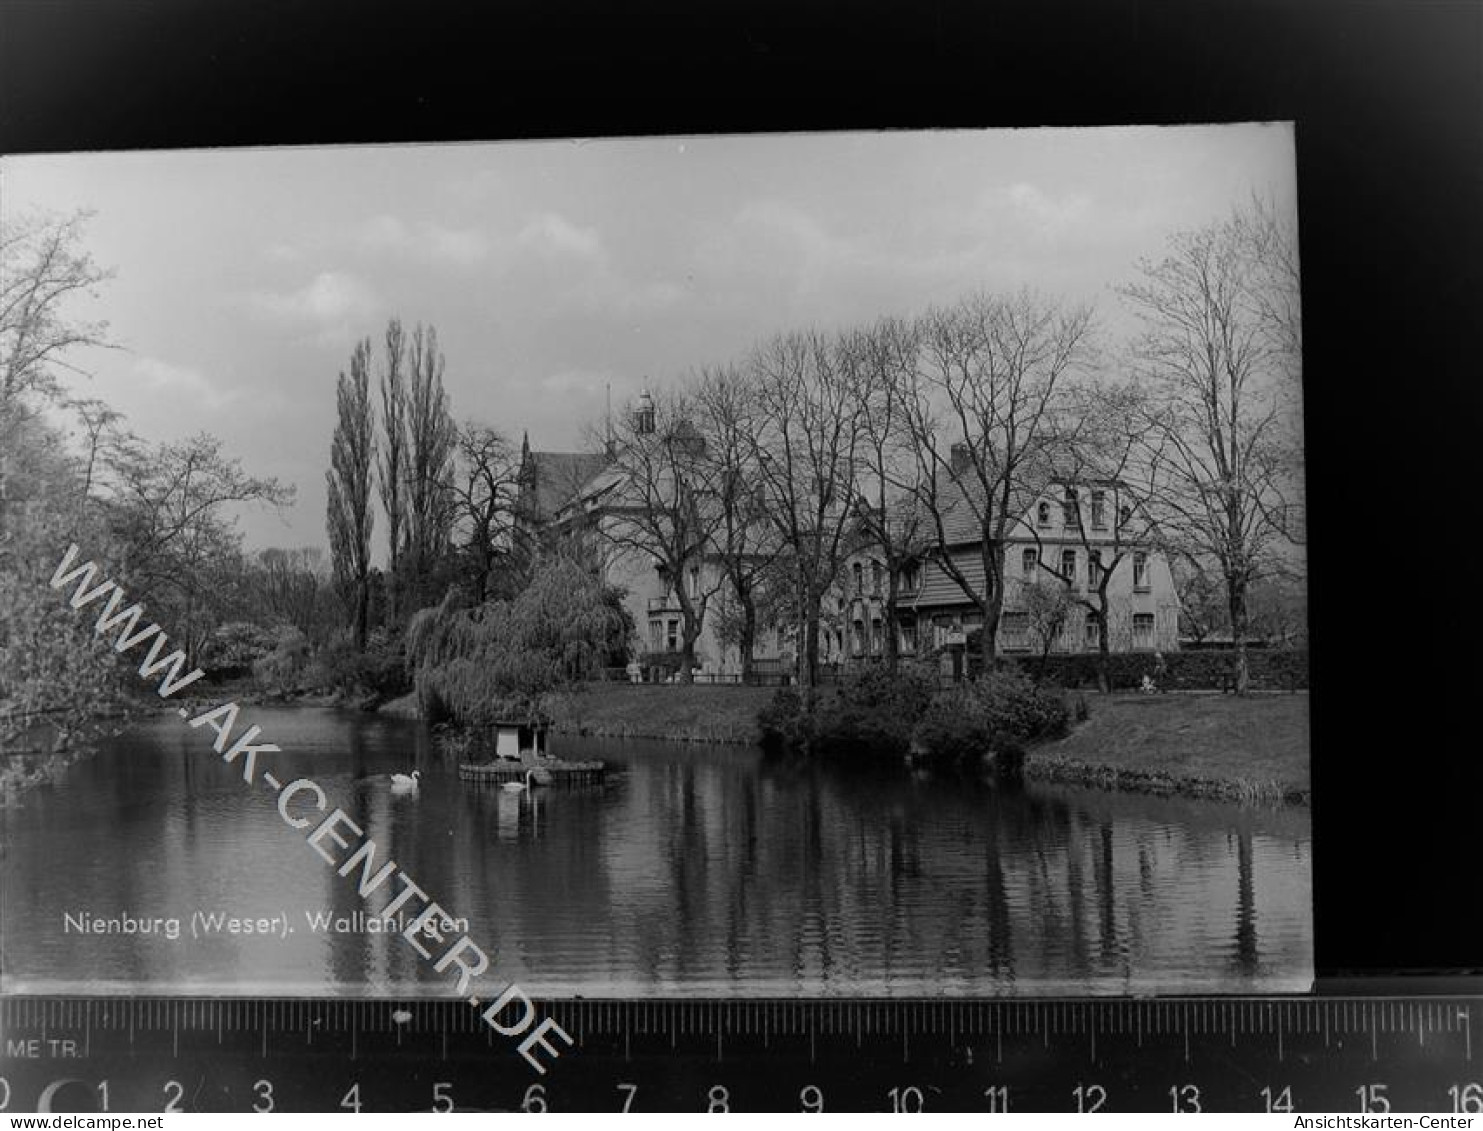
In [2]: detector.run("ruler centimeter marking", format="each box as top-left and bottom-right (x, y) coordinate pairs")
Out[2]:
(1, 996), (1478, 1113)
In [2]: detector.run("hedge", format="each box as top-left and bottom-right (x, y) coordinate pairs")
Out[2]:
(996, 648), (1308, 691)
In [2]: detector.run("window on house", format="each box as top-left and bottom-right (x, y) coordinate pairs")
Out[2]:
(1087, 549), (1102, 589)
(688, 565), (700, 599)
(901, 563), (920, 593)
(1132, 612), (1155, 648)
(1000, 611), (1029, 651)
(649, 620), (663, 651)
(1060, 549), (1077, 586)
(871, 618), (883, 653)
(1119, 503), (1133, 529)
(1091, 490), (1106, 529)
(900, 620), (917, 653)
(871, 561), (882, 597)
(1022, 547), (1038, 578)
(1062, 487), (1079, 527)
(851, 619), (865, 656)
(1036, 501), (1051, 527)
(666, 620), (679, 650)
(1133, 551), (1149, 591)
(1084, 611), (1102, 650)
(852, 561), (863, 595)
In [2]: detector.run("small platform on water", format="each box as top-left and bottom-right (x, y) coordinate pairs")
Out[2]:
(457, 759), (607, 786)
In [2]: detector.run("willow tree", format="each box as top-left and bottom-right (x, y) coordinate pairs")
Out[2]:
(326, 338), (376, 648)
(406, 556), (631, 728)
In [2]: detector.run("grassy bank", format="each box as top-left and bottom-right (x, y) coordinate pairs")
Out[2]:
(1027, 692), (1310, 804)
(376, 682), (1311, 805)
(548, 683), (774, 745)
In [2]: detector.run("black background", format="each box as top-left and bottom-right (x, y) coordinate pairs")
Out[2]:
(2, 0), (1479, 982)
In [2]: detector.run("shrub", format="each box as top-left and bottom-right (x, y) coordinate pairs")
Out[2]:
(911, 669), (1069, 768)
(807, 662), (940, 759)
(252, 626), (312, 691)
(758, 686), (810, 751)
(911, 688), (992, 763)
(972, 669), (1070, 743)
(304, 627), (411, 704)
(203, 620), (282, 679)
(757, 662), (940, 759)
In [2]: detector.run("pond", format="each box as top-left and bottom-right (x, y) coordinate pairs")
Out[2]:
(0, 707), (1311, 996)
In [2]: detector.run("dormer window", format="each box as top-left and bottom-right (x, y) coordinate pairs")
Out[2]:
(852, 561), (863, 595)
(900, 563), (920, 593)
(1036, 501), (1051, 527)
(1133, 551), (1149, 592)
(1118, 503), (1133, 529)
(1091, 490), (1107, 529)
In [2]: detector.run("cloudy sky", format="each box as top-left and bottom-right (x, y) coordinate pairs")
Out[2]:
(3, 124), (1296, 551)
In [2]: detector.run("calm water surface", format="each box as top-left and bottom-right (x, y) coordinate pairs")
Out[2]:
(0, 707), (1311, 996)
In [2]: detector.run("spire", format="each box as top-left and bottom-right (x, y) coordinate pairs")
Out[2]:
(605, 382), (615, 457)
(635, 386), (655, 436)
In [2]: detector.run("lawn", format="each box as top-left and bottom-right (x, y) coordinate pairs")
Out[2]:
(1029, 691), (1310, 802)
(548, 682), (775, 745)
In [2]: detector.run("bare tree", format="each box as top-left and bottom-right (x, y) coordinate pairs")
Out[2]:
(746, 330), (865, 692)
(1171, 555), (1226, 645)
(598, 388), (725, 682)
(106, 433), (294, 654)
(1, 210), (114, 409)
(1021, 578), (1075, 682)
(377, 318), (408, 620)
(692, 363), (781, 680)
(1118, 205), (1300, 693)
(1024, 380), (1150, 691)
(63, 395), (129, 502)
(241, 547), (337, 645)
(451, 421), (519, 603)
(900, 290), (1095, 671)
(845, 317), (930, 672)
(326, 338), (376, 647)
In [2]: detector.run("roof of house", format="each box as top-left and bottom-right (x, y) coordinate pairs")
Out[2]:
(520, 451), (611, 522)
(901, 548), (985, 611)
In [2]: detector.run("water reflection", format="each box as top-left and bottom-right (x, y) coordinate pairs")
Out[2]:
(0, 707), (1311, 996)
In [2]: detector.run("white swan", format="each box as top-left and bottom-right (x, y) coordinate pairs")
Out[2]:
(501, 770), (537, 794)
(390, 770), (421, 792)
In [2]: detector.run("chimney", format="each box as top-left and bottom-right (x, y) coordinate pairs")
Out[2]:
(949, 442), (972, 475)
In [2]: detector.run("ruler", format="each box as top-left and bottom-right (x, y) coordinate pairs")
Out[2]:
(1, 996), (1478, 1113)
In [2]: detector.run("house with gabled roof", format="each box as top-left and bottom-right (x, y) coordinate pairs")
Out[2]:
(514, 401), (790, 678)
(836, 466), (1180, 669)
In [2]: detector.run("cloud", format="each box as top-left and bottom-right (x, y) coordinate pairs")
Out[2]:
(356, 215), (489, 266)
(262, 242), (303, 264)
(1001, 182), (1094, 236)
(516, 212), (604, 260)
(131, 356), (243, 411)
(247, 271), (379, 343)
